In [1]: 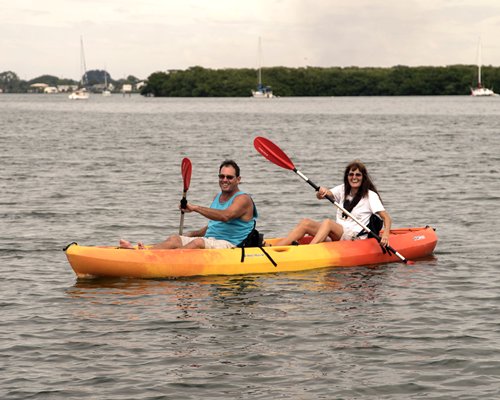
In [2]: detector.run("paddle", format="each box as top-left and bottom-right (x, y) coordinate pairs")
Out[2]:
(253, 136), (413, 264)
(179, 157), (192, 235)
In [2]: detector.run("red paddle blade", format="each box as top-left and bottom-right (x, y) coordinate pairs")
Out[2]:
(253, 137), (295, 170)
(181, 158), (192, 192)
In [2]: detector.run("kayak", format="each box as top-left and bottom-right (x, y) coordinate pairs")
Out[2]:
(64, 226), (437, 279)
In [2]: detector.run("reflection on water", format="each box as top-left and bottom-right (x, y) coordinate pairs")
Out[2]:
(66, 265), (393, 323)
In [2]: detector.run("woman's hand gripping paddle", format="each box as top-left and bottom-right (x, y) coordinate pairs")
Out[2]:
(253, 136), (414, 264)
(179, 158), (192, 235)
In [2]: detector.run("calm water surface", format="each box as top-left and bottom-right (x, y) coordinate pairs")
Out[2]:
(1, 94), (500, 399)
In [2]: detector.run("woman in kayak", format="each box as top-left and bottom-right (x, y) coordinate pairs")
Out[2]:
(275, 160), (392, 246)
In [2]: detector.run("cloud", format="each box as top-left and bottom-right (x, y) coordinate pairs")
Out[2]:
(1, 0), (500, 80)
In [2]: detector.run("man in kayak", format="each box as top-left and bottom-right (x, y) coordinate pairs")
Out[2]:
(119, 159), (258, 249)
(275, 160), (392, 246)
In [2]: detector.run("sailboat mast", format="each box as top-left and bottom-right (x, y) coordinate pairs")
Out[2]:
(477, 37), (482, 86)
(257, 36), (262, 86)
(80, 36), (88, 87)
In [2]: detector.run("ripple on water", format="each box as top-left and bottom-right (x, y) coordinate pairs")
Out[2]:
(1, 96), (500, 399)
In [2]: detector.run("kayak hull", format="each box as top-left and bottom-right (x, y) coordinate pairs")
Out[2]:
(64, 227), (437, 279)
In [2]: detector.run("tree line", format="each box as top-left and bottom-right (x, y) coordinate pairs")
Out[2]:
(140, 65), (500, 97)
(0, 70), (141, 93)
(2, 65), (500, 96)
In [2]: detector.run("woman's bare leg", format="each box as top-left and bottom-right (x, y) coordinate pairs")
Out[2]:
(276, 218), (321, 246)
(310, 219), (343, 244)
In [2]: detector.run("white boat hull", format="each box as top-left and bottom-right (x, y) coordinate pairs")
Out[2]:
(471, 87), (496, 97)
(252, 90), (273, 98)
(68, 90), (89, 100)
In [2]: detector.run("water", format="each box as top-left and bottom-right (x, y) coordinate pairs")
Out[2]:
(1, 94), (500, 399)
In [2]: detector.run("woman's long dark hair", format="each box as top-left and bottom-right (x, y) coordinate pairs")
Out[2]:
(342, 160), (381, 215)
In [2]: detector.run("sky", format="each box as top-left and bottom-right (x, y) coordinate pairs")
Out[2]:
(2, 0), (500, 81)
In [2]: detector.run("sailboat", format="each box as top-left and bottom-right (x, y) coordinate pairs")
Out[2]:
(102, 70), (111, 96)
(470, 38), (496, 97)
(69, 36), (90, 100)
(252, 37), (273, 98)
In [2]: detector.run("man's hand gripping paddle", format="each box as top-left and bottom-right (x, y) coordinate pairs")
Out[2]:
(179, 158), (192, 235)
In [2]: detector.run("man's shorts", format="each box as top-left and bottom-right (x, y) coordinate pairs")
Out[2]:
(180, 236), (235, 249)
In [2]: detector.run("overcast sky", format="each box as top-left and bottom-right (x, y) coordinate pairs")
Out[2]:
(2, 0), (500, 81)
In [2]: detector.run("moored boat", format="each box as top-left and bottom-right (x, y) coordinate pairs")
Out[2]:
(251, 37), (274, 98)
(470, 37), (497, 97)
(102, 69), (111, 96)
(68, 88), (89, 100)
(69, 36), (90, 100)
(64, 226), (437, 279)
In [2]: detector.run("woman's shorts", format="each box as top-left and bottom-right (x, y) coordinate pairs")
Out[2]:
(340, 227), (367, 241)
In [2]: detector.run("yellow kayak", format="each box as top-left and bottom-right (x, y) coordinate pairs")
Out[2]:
(64, 227), (437, 279)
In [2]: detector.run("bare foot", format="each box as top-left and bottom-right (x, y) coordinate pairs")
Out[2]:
(137, 242), (145, 250)
(119, 239), (134, 249)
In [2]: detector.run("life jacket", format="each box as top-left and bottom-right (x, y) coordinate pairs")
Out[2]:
(357, 213), (383, 238)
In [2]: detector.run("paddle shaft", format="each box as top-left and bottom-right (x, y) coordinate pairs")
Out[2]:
(293, 168), (409, 264)
(179, 190), (187, 235)
(179, 158), (192, 236)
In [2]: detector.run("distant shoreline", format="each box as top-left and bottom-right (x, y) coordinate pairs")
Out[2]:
(2, 65), (499, 96)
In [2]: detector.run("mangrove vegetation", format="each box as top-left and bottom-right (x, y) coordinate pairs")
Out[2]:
(140, 65), (500, 97)
(2, 65), (500, 96)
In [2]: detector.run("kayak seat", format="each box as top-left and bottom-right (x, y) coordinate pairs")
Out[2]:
(238, 222), (277, 267)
